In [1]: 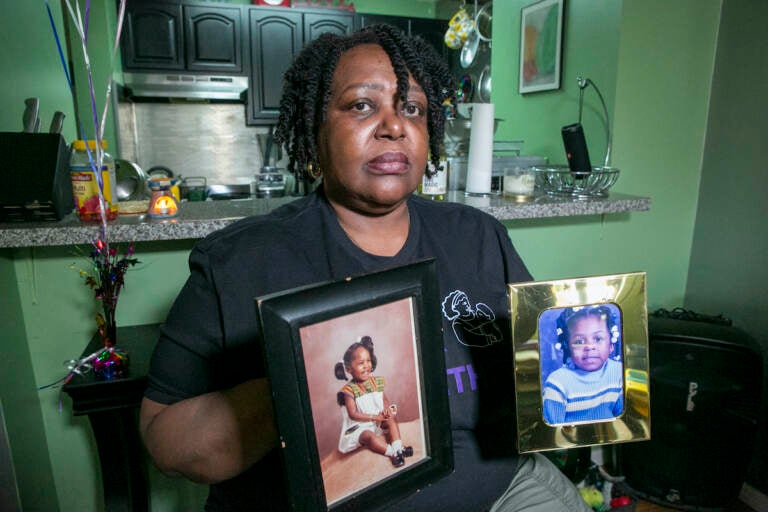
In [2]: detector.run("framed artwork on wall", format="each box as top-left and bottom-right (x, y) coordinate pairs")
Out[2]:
(257, 259), (452, 511)
(519, 0), (565, 94)
(508, 272), (651, 453)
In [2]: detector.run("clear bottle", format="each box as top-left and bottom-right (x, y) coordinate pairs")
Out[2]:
(419, 155), (448, 200)
(70, 140), (118, 221)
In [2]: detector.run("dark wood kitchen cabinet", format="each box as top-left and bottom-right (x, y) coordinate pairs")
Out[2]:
(121, 1), (243, 75)
(246, 8), (302, 124)
(246, 7), (354, 125)
(120, 0), (448, 124)
(185, 5), (244, 73)
(121, 3), (184, 70)
(303, 12), (355, 42)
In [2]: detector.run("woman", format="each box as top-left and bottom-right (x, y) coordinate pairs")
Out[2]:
(140, 25), (589, 511)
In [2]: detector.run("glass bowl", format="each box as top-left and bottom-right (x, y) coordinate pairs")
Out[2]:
(533, 166), (620, 198)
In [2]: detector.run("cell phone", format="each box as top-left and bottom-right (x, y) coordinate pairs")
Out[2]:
(344, 424), (360, 435)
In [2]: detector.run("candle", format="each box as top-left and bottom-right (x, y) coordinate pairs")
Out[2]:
(503, 167), (535, 202)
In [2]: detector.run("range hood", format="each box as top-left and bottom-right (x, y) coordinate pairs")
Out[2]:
(122, 72), (248, 101)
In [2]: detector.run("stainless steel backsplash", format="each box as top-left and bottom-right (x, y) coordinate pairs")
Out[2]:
(115, 101), (281, 185)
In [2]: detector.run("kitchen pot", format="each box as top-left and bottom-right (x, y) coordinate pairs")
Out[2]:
(146, 165), (174, 179)
(478, 65), (492, 103)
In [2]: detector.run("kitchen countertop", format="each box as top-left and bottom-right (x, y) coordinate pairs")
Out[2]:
(0, 191), (649, 248)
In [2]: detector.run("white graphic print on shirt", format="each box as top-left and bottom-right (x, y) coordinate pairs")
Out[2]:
(441, 290), (502, 347)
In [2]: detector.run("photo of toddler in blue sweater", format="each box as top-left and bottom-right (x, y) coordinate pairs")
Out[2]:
(540, 304), (624, 425)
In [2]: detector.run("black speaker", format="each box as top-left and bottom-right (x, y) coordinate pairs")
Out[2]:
(561, 123), (593, 173)
(0, 132), (73, 222)
(620, 317), (763, 510)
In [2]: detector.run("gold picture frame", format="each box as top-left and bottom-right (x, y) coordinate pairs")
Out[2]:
(508, 272), (651, 453)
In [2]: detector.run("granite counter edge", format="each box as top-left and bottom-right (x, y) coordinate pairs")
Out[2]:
(1, 195), (650, 249)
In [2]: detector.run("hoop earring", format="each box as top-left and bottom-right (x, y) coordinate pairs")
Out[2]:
(308, 162), (322, 179)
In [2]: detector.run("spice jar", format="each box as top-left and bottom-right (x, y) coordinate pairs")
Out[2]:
(70, 140), (118, 221)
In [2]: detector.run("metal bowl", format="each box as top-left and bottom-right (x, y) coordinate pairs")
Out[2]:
(115, 159), (148, 201)
(534, 166), (620, 198)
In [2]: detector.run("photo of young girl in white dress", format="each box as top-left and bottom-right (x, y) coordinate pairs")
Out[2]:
(299, 298), (426, 506)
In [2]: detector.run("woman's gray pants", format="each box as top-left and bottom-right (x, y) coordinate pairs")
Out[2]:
(490, 453), (592, 512)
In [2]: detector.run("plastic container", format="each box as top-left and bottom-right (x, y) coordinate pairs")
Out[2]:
(70, 140), (118, 221)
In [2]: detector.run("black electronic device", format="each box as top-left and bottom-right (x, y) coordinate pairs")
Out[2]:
(0, 132), (73, 222)
(561, 122), (592, 173)
(620, 316), (763, 510)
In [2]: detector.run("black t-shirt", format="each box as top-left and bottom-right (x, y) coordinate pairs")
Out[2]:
(146, 187), (533, 511)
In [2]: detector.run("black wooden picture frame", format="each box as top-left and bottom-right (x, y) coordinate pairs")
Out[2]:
(256, 259), (452, 511)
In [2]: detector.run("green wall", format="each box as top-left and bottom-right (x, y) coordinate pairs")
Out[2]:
(2, 242), (200, 511)
(1, 2), (80, 511)
(13, 242), (198, 511)
(0, 1), (738, 510)
(492, 0), (621, 167)
(0, 1), (77, 142)
(492, 0), (720, 315)
(0, 250), (59, 512)
(685, 0), (768, 491)
(0, 0), (116, 145)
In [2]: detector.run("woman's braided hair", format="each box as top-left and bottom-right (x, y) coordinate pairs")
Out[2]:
(274, 24), (455, 180)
